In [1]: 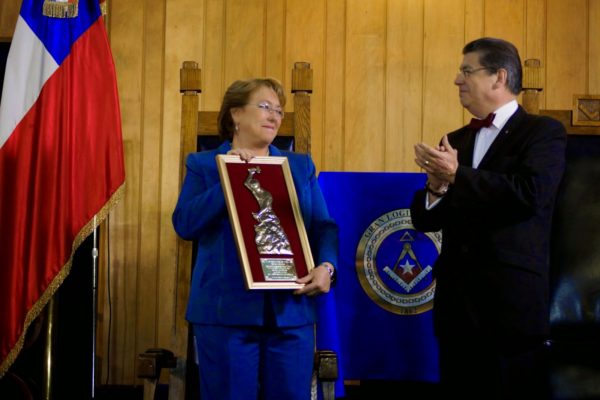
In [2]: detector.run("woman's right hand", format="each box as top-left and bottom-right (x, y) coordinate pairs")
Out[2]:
(227, 148), (255, 162)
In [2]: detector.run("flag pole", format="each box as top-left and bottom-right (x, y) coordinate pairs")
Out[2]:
(91, 215), (98, 399)
(43, 297), (57, 400)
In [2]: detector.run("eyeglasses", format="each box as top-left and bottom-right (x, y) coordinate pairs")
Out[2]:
(247, 103), (285, 119)
(458, 66), (491, 78)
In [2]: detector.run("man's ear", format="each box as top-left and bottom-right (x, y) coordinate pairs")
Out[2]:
(493, 68), (508, 90)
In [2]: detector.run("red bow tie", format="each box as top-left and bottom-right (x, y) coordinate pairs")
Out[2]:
(468, 113), (495, 130)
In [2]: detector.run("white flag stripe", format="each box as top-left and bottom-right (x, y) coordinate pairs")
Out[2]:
(0, 16), (58, 149)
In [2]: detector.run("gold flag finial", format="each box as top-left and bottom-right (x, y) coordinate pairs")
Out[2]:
(99, 0), (107, 16)
(43, 0), (79, 18)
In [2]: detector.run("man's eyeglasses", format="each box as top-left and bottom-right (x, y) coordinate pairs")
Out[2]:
(458, 66), (491, 78)
(248, 103), (285, 119)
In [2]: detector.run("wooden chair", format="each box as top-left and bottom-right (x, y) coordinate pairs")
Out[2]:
(137, 61), (337, 400)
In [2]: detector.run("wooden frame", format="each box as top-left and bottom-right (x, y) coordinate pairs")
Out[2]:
(217, 155), (314, 289)
(572, 95), (600, 127)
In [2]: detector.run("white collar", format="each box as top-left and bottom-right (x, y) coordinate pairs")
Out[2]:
(490, 100), (518, 131)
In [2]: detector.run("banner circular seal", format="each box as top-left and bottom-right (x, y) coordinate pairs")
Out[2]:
(356, 208), (441, 315)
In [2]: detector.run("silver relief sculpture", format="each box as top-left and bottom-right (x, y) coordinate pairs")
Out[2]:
(244, 166), (293, 256)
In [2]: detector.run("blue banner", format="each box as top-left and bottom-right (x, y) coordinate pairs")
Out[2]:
(316, 172), (440, 396)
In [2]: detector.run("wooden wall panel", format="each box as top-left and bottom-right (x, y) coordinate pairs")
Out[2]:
(224, 0), (264, 83)
(136, 0), (166, 369)
(485, 0), (525, 50)
(422, 0), (464, 149)
(265, 0), (286, 81)
(464, 0), (484, 42)
(322, 0), (346, 171)
(161, 2), (205, 392)
(0, 0), (19, 41)
(160, 0), (204, 352)
(546, 0), (588, 109)
(385, 0), (423, 172)
(286, 0), (326, 163)
(345, 0), (386, 171)
(525, 0), (547, 108)
(590, 0), (600, 93)
(108, 0), (145, 382)
(203, 0), (225, 109)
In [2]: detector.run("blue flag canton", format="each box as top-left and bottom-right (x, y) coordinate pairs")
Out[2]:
(20, 0), (102, 65)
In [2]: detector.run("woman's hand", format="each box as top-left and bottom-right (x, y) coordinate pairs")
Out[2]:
(227, 148), (255, 162)
(293, 264), (332, 296)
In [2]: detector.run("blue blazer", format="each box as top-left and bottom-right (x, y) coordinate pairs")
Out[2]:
(410, 106), (567, 338)
(172, 141), (338, 327)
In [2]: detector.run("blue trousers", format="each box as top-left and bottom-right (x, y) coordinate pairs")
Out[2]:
(193, 323), (315, 400)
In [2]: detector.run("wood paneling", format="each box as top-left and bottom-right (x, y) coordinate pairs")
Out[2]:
(486, 0), (525, 50)
(1, 0), (598, 386)
(137, 0), (166, 374)
(225, 0), (264, 83)
(108, 0), (146, 382)
(547, 0), (588, 109)
(265, 0), (285, 80)
(0, 0), (19, 41)
(385, 0), (423, 172)
(590, 0), (600, 94)
(286, 0), (325, 161)
(345, 0), (386, 171)
(422, 0), (464, 147)
(525, 0), (547, 108)
(322, 0), (346, 171)
(161, 0), (204, 367)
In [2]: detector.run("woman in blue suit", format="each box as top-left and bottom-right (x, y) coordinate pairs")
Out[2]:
(172, 77), (338, 400)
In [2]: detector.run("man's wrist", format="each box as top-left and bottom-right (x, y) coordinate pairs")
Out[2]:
(425, 180), (449, 197)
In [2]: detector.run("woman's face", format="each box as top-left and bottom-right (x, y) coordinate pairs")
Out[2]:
(231, 86), (283, 151)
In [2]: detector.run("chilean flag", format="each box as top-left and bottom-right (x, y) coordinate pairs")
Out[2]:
(0, 0), (125, 377)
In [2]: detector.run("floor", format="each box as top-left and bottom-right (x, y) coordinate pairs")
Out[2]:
(4, 375), (600, 399)
(91, 381), (441, 400)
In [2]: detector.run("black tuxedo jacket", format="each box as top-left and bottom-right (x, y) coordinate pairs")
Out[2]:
(410, 106), (567, 339)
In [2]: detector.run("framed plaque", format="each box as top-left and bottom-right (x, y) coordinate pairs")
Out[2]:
(572, 94), (600, 126)
(216, 155), (314, 289)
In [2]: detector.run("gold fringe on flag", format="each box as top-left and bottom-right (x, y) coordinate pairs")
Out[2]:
(43, 0), (79, 18)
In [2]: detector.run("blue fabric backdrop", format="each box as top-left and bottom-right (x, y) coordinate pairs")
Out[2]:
(316, 172), (440, 397)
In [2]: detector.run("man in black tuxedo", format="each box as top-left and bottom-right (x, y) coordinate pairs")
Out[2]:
(410, 37), (566, 399)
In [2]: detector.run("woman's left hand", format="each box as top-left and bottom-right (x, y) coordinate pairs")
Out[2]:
(293, 264), (332, 296)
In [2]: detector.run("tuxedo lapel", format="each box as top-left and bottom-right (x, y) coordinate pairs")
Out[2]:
(477, 107), (526, 168)
(457, 128), (477, 166)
